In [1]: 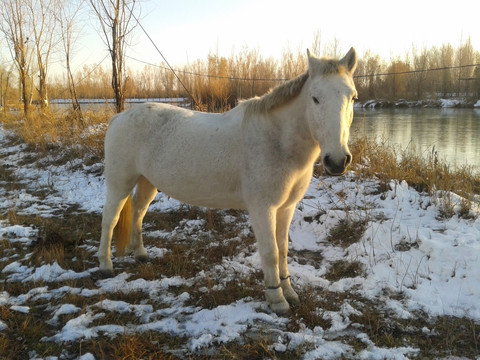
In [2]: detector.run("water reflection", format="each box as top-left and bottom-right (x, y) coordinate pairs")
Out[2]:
(352, 108), (480, 172)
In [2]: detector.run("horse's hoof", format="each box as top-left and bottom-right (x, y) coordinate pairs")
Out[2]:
(97, 268), (115, 278)
(135, 254), (149, 263)
(284, 290), (300, 307)
(270, 300), (291, 315)
(265, 287), (290, 315)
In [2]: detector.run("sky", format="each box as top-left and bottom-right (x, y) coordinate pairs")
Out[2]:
(69, 0), (479, 72)
(2, 0), (480, 76)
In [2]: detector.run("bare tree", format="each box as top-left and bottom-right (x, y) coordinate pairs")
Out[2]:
(457, 37), (474, 97)
(1, 65), (14, 112)
(0, 0), (32, 117)
(410, 45), (429, 100)
(88, 0), (138, 113)
(439, 44), (454, 97)
(57, 0), (84, 116)
(24, 0), (57, 113)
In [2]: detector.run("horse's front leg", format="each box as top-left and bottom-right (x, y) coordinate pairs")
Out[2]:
(248, 206), (290, 314)
(276, 205), (300, 306)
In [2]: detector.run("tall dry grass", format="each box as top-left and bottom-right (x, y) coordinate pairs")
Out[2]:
(348, 136), (479, 218)
(1, 109), (111, 163)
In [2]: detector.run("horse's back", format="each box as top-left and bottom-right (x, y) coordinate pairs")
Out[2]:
(105, 103), (247, 209)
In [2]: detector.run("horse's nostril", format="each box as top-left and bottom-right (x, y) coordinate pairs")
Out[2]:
(324, 155), (332, 168)
(345, 154), (352, 166)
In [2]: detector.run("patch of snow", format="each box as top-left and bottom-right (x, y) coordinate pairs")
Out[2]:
(2, 261), (97, 283)
(10, 305), (30, 313)
(439, 99), (461, 108)
(0, 223), (38, 245)
(48, 304), (82, 326)
(78, 353), (96, 360)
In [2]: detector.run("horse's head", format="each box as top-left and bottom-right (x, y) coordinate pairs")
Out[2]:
(306, 48), (358, 176)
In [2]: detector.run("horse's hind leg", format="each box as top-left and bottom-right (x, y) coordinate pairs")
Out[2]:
(129, 176), (158, 262)
(276, 205), (300, 306)
(98, 189), (132, 275)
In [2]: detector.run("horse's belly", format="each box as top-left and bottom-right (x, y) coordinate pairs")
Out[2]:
(158, 182), (246, 210)
(142, 162), (246, 210)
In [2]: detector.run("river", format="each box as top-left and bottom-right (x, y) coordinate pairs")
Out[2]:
(351, 108), (480, 172)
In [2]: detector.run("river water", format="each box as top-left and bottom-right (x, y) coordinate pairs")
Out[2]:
(351, 108), (480, 172)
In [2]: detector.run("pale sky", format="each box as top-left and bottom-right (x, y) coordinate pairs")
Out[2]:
(122, 0), (479, 66)
(3, 0), (480, 76)
(123, 0), (478, 64)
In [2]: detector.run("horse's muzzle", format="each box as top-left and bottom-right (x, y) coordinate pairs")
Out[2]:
(323, 154), (352, 176)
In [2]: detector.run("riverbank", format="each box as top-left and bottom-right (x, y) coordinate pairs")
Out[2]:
(356, 98), (480, 109)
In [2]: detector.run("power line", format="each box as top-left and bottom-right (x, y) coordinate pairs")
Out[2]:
(354, 63), (480, 79)
(76, 54), (110, 84)
(119, 5), (480, 87)
(125, 55), (288, 82)
(124, 3), (197, 107)
(50, 53), (110, 102)
(126, 54), (480, 83)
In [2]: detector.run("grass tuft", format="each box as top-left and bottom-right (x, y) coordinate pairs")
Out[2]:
(327, 219), (368, 248)
(324, 260), (364, 282)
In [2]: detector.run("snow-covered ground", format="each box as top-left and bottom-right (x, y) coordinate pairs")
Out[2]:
(356, 98), (480, 109)
(0, 124), (479, 359)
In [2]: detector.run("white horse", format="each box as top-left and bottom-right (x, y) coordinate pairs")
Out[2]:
(98, 48), (358, 314)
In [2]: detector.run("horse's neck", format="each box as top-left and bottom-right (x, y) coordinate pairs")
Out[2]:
(280, 89), (315, 143)
(273, 89), (320, 162)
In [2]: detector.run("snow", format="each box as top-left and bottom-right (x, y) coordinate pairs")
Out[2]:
(0, 123), (479, 359)
(439, 99), (462, 108)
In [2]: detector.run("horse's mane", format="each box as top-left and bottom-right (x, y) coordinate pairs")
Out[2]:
(243, 56), (347, 116)
(243, 73), (309, 115)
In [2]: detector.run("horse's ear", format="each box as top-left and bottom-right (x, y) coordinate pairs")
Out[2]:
(307, 48), (312, 58)
(341, 47), (357, 73)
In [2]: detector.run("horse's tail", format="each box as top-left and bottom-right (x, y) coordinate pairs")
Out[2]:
(114, 195), (132, 257)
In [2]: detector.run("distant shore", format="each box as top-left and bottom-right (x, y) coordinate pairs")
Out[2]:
(355, 98), (480, 109)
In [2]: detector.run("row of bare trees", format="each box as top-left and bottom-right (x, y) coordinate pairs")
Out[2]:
(355, 39), (480, 101)
(48, 40), (480, 113)
(55, 39), (480, 112)
(0, 0), (137, 118)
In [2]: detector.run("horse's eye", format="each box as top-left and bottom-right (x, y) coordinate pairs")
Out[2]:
(352, 95), (358, 102)
(312, 96), (319, 104)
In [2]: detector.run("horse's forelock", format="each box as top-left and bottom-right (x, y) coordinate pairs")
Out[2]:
(309, 56), (347, 77)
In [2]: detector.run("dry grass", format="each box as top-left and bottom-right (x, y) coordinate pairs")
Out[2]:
(327, 219), (368, 248)
(345, 136), (480, 219)
(350, 136), (479, 195)
(1, 109), (111, 164)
